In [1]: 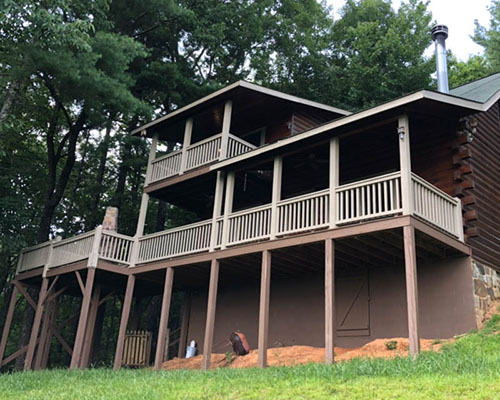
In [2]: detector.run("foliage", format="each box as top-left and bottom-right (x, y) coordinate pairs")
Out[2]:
(448, 55), (492, 89)
(0, 316), (499, 399)
(474, 0), (500, 72)
(384, 340), (398, 350)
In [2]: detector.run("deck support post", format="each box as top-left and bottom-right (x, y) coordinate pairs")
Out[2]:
(0, 285), (19, 365)
(24, 277), (49, 371)
(178, 292), (191, 358)
(80, 285), (101, 368)
(202, 259), (219, 370)
(219, 100), (233, 160)
(180, 118), (193, 174)
(41, 298), (59, 369)
(325, 238), (336, 364)
(329, 137), (339, 228)
(113, 275), (135, 370)
(154, 267), (175, 370)
(270, 157), (283, 239)
(221, 172), (235, 249)
(398, 115), (413, 215)
(403, 225), (420, 356)
(145, 132), (159, 185)
(258, 250), (271, 368)
(210, 171), (225, 251)
(70, 268), (96, 369)
(34, 295), (56, 370)
(135, 193), (150, 237)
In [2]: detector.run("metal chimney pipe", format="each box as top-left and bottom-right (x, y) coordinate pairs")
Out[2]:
(431, 25), (449, 94)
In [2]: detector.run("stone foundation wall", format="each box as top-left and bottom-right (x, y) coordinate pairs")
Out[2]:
(472, 260), (500, 327)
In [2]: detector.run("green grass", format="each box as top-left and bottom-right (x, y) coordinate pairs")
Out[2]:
(1, 315), (499, 400)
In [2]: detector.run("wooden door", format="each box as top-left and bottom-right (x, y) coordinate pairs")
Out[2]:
(336, 274), (370, 337)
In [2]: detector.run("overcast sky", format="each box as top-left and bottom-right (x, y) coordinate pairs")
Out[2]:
(326, 0), (492, 60)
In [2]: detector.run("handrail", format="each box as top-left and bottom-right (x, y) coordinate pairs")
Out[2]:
(411, 173), (458, 205)
(151, 149), (182, 164)
(228, 203), (272, 219)
(227, 133), (257, 149)
(278, 188), (329, 206)
(138, 219), (212, 241)
(186, 133), (223, 150)
(52, 230), (96, 248)
(336, 171), (401, 192)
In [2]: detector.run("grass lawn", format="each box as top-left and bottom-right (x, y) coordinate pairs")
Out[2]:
(0, 314), (499, 400)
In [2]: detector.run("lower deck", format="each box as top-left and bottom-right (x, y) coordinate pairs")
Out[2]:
(0, 215), (476, 371)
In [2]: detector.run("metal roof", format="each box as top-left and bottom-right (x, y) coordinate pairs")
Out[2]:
(450, 72), (500, 103)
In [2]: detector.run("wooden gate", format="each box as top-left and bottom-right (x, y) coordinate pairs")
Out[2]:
(336, 275), (370, 337)
(122, 330), (152, 367)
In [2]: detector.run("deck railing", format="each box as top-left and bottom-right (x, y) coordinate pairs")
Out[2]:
(411, 173), (463, 239)
(335, 172), (402, 225)
(16, 172), (465, 272)
(147, 133), (256, 184)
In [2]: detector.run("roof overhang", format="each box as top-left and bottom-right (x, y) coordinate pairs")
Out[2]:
(131, 80), (351, 137)
(211, 89), (488, 171)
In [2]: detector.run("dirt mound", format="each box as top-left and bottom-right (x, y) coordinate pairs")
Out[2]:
(162, 338), (449, 370)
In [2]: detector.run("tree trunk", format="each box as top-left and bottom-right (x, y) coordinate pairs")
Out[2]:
(0, 80), (23, 126)
(156, 201), (167, 231)
(89, 124), (112, 228)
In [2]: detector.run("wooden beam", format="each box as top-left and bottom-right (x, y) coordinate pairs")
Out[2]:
(202, 259), (219, 370)
(403, 225), (420, 357)
(24, 278), (49, 371)
(329, 137), (339, 228)
(41, 298), (59, 368)
(50, 325), (73, 356)
(75, 270), (85, 295)
(135, 193), (150, 237)
(398, 115), (412, 215)
(219, 100), (232, 160)
(178, 292), (191, 358)
(98, 290), (115, 307)
(154, 267), (175, 370)
(179, 118), (193, 174)
(80, 285), (101, 368)
(258, 250), (271, 368)
(270, 157), (283, 239)
(325, 239), (335, 364)
(44, 276), (60, 303)
(34, 296), (55, 370)
(0, 285), (19, 364)
(12, 280), (36, 310)
(221, 172), (235, 249)
(70, 268), (95, 369)
(113, 275), (135, 370)
(210, 171), (225, 251)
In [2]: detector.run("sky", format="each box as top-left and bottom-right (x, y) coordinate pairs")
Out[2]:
(326, 0), (492, 61)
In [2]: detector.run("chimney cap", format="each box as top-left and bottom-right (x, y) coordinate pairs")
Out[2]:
(431, 25), (448, 41)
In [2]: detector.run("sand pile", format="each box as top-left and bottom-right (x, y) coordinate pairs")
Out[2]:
(162, 337), (449, 370)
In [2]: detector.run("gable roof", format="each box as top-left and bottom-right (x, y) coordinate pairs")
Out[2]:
(132, 80), (351, 136)
(450, 72), (500, 103)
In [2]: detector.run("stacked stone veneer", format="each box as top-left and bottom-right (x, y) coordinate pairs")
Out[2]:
(472, 260), (500, 327)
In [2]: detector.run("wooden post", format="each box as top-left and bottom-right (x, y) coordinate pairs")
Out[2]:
(145, 133), (159, 185)
(221, 172), (235, 249)
(113, 275), (136, 370)
(329, 137), (339, 228)
(270, 157), (283, 239)
(210, 171), (225, 251)
(398, 115), (413, 215)
(154, 267), (175, 370)
(178, 292), (191, 358)
(41, 298), (59, 369)
(24, 278), (49, 371)
(70, 268), (96, 369)
(180, 118), (193, 174)
(454, 197), (464, 241)
(135, 193), (150, 237)
(258, 250), (271, 368)
(0, 285), (19, 365)
(325, 238), (335, 364)
(219, 100), (233, 160)
(202, 259), (219, 370)
(80, 285), (101, 368)
(403, 225), (420, 356)
(87, 226), (102, 268)
(33, 295), (55, 370)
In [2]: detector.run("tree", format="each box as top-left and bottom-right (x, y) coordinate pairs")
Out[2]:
(474, 0), (500, 72)
(448, 55), (491, 88)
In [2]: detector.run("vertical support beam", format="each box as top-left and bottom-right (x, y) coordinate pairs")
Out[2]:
(398, 115), (413, 215)
(113, 275), (136, 370)
(154, 267), (175, 370)
(325, 238), (335, 364)
(24, 278), (49, 371)
(179, 118), (193, 174)
(34, 295), (55, 370)
(454, 197), (464, 242)
(329, 137), (340, 228)
(403, 225), (420, 357)
(0, 285), (19, 364)
(202, 259), (219, 370)
(178, 292), (191, 358)
(70, 268), (96, 369)
(221, 172), (235, 249)
(80, 285), (101, 368)
(135, 193), (150, 237)
(209, 171), (226, 251)
(41, 298), (59, 369)
(258, 250), (271, 368)
(270, 156), (283, 239)
(145, 133), (159, 185)
(219, 100), (233, 160)
(87, 225), (103, 268)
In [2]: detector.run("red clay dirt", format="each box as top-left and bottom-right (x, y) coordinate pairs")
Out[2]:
(162, 338), (449, 370)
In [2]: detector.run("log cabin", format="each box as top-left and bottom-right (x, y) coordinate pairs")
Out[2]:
(2, 27), (500, 371)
